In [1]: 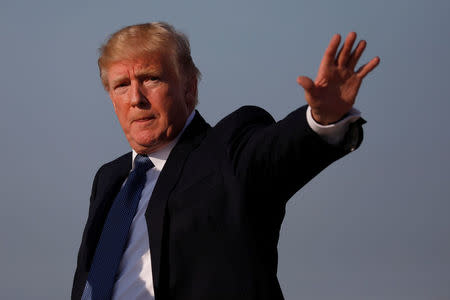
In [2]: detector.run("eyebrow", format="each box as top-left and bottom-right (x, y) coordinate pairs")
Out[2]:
(135, 66), (163, 78)
(110, 67), (163, 87)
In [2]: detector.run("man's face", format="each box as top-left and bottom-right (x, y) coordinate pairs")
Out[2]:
(106, 52), (195, 154)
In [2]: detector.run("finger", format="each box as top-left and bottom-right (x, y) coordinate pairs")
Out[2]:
(321, 34), (341, 67)
(337, 32), (357, 66)
(297, 76), (315, 92)
(347, 40), (366, 69)
(356, 56), (380, 78)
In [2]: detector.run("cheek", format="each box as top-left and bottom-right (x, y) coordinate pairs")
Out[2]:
(153, 93), (176, 118)
(163, 103), (183, 127)
(115, 106), (127, 121)
(113, 103), (132, 131)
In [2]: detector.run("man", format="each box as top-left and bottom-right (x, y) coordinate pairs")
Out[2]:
(72, 22), (379, 300)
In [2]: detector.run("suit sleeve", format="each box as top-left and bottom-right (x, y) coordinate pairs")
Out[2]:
(217, 105), (362, 204)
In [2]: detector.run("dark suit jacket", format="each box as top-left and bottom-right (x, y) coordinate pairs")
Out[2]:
(72, 105), (363, 300)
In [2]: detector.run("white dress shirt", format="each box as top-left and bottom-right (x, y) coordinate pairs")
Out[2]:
(111, 107), (361, 299)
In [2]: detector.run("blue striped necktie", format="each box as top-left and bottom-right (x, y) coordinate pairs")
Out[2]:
(82, 154), (154, 300)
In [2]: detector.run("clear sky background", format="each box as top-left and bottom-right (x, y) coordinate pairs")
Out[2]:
(1, 0), (449, 299)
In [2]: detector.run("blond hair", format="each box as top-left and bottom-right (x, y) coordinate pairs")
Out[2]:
(98, 22), (201, 103)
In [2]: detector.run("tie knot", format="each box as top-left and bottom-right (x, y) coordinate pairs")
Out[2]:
(134, 154), (154, 173)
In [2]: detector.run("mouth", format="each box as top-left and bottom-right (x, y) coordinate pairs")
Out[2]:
(133, 115), (156, 123)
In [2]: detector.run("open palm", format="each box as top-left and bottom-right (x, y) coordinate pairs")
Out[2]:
(297, 32), (380, 125)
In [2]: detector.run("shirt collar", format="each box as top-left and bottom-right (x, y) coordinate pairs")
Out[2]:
(132, 110), (196, 171)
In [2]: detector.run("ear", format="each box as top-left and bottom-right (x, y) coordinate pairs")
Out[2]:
(184, 76), (198, 111)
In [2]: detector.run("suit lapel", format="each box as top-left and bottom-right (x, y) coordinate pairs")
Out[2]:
(97, 153), (132, 210)
(74, 153), (132, 300)
(87, 153), (132, 263)
(145, 111), (210, 297)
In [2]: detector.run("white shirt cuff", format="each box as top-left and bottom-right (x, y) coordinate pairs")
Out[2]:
(306, 106), (362, 145)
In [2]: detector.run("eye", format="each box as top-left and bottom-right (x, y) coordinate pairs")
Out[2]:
(143, 76), (160, 84)
(112, 81), (130, 95)
(114, 81), (129, 89)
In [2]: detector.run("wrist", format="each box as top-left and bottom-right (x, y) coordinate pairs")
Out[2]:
(311, 109), (345, 125)
(306, 106), (363, 145)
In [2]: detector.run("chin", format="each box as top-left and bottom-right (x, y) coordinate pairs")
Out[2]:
(130, 136), (166, 153)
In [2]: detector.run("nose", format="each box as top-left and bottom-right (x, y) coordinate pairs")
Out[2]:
(130, 82), (148, 107)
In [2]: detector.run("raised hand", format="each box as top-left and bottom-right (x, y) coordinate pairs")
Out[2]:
(297, 32), (380, 125)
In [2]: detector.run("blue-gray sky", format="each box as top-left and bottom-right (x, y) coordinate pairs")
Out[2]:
(1, 0), (449, 299)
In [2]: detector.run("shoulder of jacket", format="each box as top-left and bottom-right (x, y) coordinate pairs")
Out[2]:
(214, 105), (275, 131)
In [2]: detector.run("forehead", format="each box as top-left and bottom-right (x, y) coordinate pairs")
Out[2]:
(108, 53), (166, 75)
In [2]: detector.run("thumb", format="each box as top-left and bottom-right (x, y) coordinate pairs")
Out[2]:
(296, 76), (315, 92)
